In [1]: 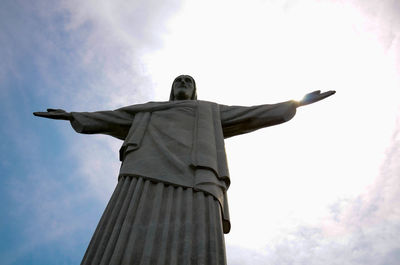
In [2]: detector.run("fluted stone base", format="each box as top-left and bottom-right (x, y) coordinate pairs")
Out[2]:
(81, 176), (227, 265)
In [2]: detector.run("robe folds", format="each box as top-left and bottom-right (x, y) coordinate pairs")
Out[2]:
(70, 99), (297, 264)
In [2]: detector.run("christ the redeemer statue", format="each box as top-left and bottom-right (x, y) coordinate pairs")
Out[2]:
(34, 75), (335, 265)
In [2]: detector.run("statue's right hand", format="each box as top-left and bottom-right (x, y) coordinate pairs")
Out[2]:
(33, 108), (72, 120)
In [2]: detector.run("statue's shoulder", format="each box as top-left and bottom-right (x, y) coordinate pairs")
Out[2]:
(196, 100), (219, 107)
(116, 101), (168, 111)
(197, 99), (215, 104)
(145, 100), (219, 108)
(118, 100), (221, 114)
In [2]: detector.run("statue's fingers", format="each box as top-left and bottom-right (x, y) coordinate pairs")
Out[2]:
(327, 90), (336, 95)
(310, 90), (321, 95)
(318, 91), (336, 100)
(47, 108), (64, 112)
(322, 90), (336, 97)
(33, 112), (52, 117)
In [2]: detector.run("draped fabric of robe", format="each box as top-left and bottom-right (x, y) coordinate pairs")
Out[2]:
(81, 176), (226, 265)
(70, 100), (297, 265)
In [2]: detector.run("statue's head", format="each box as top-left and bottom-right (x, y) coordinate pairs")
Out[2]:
(169, 75), (197, 101)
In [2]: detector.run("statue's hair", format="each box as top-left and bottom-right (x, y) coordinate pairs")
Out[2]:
(169, 75), (197, 101)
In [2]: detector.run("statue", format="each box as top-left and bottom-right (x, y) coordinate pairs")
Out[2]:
(34, 75), (335, 265)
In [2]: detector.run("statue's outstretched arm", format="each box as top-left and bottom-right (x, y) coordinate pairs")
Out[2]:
(220, 100), (298, 138)
(35, 107), (135, 140)
(33, 109), (72, 120)
(297, 90), (336, 107)
(220, 90), (335, 138)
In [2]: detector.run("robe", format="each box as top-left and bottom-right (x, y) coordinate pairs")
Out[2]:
(70, 99), (297, 265)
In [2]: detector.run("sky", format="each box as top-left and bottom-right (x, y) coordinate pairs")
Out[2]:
(1, 0), (400, 264)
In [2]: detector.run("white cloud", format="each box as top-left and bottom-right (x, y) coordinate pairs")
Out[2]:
(227, 115), (400, 265)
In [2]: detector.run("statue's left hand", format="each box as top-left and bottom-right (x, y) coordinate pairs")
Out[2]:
(298, 90), (336, 107)
(33, 109), (72, 120)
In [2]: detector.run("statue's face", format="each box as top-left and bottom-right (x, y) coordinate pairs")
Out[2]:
(172, 75), (195, 100)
